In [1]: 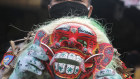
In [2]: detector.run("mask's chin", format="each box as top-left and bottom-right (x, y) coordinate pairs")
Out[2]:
(49, 47), (94, 78)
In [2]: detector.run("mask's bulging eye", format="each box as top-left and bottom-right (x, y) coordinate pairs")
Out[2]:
(59, 37), (68, 42)
(77, 39), (87, 47)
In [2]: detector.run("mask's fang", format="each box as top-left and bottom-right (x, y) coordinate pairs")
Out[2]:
(41, 42), (54, 56)
(50, 55), (56, 65)
(80, 60), (86, 72)
(85, 53), (103, 63)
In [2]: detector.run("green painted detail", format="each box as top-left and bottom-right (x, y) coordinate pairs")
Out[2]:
(59, 37), (68, 42)
(77, 39), (87, 47)
(67, 67), (73, 73)
(70, 54), (74, 57)
(55, 64), (57, 69)
(61, 53), (66, 57)
(75, 68), (79, 73)
(59, 66), (63, 71)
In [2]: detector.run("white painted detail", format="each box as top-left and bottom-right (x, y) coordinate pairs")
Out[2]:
(66, 64), (75, 74)
(59, 52), (68, 59)
(58, 63), (66, 73)
(68, 53), (76, 60)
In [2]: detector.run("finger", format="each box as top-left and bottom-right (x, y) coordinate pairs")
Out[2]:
(96, 75), (123, 79)
(24, 64), (42, 75)
(96, 69), (116, 77)
(26, 56), (45, 70)
(27, 44), (48, 61)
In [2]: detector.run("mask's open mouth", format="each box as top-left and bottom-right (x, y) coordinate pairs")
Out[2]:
(50, 51), (85, 75)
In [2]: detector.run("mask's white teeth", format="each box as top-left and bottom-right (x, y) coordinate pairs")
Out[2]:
(85, 53), (103, 63)
(68, 53), (76, 60)
(52, 52), (86, 74)
(54, 62), (59, 71)
(66, 64), (75, 74)
(58, 63), (66, 73)
(55, 53), (61, 59)
(59, 52), (68, 59)
(74, 66), (80, 74)
(76, 56), (83, 63)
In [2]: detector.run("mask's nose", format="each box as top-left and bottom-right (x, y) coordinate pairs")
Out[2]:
(68, 38), (76, 47)
(61, 38), (83, 50)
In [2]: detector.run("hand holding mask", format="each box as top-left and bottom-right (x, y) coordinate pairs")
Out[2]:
(95, 69), (122, 79)
(9, 44), (48, 79)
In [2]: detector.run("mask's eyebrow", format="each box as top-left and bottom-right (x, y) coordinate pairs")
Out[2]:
(78, 26), (94, 35)
(56, 25), (71, 31)
(78, 36), (91, 38)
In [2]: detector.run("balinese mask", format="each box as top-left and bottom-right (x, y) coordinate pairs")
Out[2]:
(33, 21), (114, 79)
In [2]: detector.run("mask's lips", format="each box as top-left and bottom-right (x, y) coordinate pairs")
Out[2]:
(41, 43), (102, 78)
(49, 47), (87, 77)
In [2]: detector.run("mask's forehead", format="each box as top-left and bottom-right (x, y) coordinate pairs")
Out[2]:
(55, 22), (95, 35)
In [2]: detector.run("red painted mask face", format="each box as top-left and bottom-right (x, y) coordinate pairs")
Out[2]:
(51, 23), (98, 55)
(33, 22), (114, 79)
(50, 23), (99, 78)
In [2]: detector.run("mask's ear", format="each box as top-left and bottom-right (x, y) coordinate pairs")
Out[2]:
(88, 5), (93, 18)
(92, 43), (114, 79)
(95, 43), (114, 71)
(33, 30), (46, 46)
(33, 30), (54, 56)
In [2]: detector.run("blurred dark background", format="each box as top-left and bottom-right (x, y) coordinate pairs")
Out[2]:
(0, 0), (140, 68)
